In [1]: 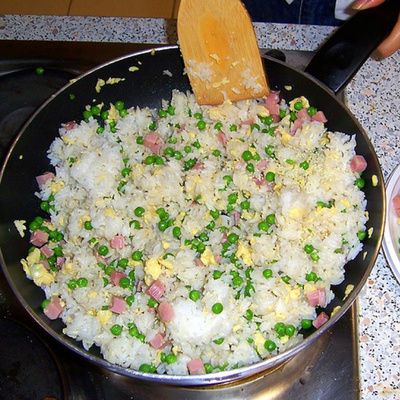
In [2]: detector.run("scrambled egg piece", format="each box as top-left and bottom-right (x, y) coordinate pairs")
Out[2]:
(50, 180), (64, 193)
(280, 130), (292, 146)
(343, 284), (354, 300)
(331, 306), (341, 317)
(144, 258), (162, 281)
(200, 247), (216, 266)
(63, 261), (75, 275)
(253, 332), (265, 353)
(289, 96), (310, 110)
(371, 175), (378, 187)
(128, 66), (139, 72)
(97, 309), (112, 325)
(14, 220), (26, 238)
(95, 79), (106, 93)
(236, 241), (252, 266)
(288, 207), (306, 221)
(30, 263), (54, 286)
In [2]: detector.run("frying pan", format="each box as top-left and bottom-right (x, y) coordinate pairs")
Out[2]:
(0, 0), (397, 387)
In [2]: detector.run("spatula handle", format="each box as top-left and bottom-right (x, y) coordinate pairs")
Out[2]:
(304, 0), (400, 95)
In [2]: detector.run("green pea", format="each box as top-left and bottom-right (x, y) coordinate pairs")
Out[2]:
(128, 323), (140, 337)
(77, 277), (88, 287)
(213, 337), (224, 345)
(167, 105), (175, 115)
(96, 126), (105, 134)
(126, 295), (135, 306)
(204, 363), (214, 374)
(264, 339), (277, 352)
(41, 299), (50, 310)
(246, 163), (255, 173)
(83, 220), (93, 230)
(184, 158), (197, 171)
(174, 150), (183, 160)
(184, 145), (192, 154)
(240, 200), (250, 210)
(266, 213), (276, 225)
(281, 275), (290, 284)
(206, 220), (216, 230)
(67, 279), (77, 290)
(227, 192), (238, 204)
(147, 298), (158, 308)
(242, 150), (253, 162)
(165, 353), (177, 364)
(355, 177), (365, 189)
(214, 121), (223, 130)
(197, 242), (206, 254)
(119, 277), (131, 288)
(251, 123), (260, 132)
(189, 289), (201, 301)
(305, 271), (318, 282)
(149, 121), (157, 131)
(294, 101), (303, 111)
(119, 109), (128, 118)
(192, 140), (201, 149)
(357, 230), (367, 241)
(114, 100), (125, 111)
(158, 220), (170, 232)
(117, 258), (129, 268)
(134, 207), (145, 217)
(98, 245), (109, 256)
(53, 246), (63, 257)
(265, 171), (275, 182)
(301, 319), (313, 329)
(158, 109), (167, 118)
(193, 112), (203, 120)
(132, 250), (143, 261)
(227, 233), (239, 244)
(259, 115), (274, 125)
(136, 136), (144, 145)
(279, 109), (287, 119)
(103, 277), (109, 287)
(35, 66), (45, 75)
(199, 232), (209, 242)
(265, 145), (275, 158)
(274, 322), (286, 337)
(304, 244), (314, 254)
(138, 363), (156, 373)
(230, 124), (237, 132)
(285, 159), (295, 165)
(212, 302), (223, 314)
(213, 270), (223, 279)
(128, 270), (136, 280)
(210, 209), (220, 220)
(258, 221), (269, 232)
(310, 252), (320, 262)
(223, 175), (233, 186)
(289, 111), (297, 122)
(29, 216), (44, 231)
(172, 226), (181, 239)
(130, 220), (141, 229)
(40, 201), (50, 212)
(197, 120), (206, 130)
(285, 324), (296, 337)
(100, 110), (109, 120)
(244, 309), (253, 321)
(164, 147), (175, 157)
(156, 208), (169, 221)
(144, 155), (155, 165)
(263, 268), (273, 279)
(307, 106), (317, 117)
(232, 276), (244, 287)
(299, 160), (309, 170)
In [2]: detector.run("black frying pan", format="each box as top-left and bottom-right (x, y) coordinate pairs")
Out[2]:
(0, 0), (397, 386)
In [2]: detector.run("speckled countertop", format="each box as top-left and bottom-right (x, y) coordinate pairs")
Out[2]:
(1, 14), (399, 400)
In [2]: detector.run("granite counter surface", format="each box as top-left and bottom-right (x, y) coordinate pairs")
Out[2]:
(0, 14), (399, 400)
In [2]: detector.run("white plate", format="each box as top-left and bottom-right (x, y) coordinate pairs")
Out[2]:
(382, 164), (400, 284)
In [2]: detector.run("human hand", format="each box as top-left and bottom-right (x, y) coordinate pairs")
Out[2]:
(353, 0), (400, 58)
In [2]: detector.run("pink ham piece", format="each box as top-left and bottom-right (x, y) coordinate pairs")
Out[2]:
(193, 161), (204, 171)
(221, 231), (228, 243)
(296, 108), (311, 121)
(43, 297), (64, 320)
(252, 177), (273, 191)
(392, 194), (400, 217)
(194, 258), (206, 268)
(306, 288), (326, 307)
(187, 359), (205, 375)
(62, 120), (77, 130)
(233, 211), (241, 225)
(110, 296), (126, 314)
(350, 155), (367, 173)
(110, 271), (126, 286)
(158, 301), (174, 323)
(146, 279), (165, 301)
(40, 245), (53, 258)
(217, 131), (228, 147)
(30, 230), (49, 247)
(56, 257), (65, 267)
(290, 117), (304, 135)
(149, 332), (166, 349)
(256, 159), (269, 171)
(35, 172), (54, 188)
(264, 91), (280, 116)
(110, 234), (125, 250)
(312, 311), (329, 329)
(143, 133), (164, 154)
(312, 111), (327, 123)
(214, 255), (222, 264)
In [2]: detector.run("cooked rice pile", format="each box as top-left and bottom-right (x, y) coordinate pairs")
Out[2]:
(21, 90), (367, 375)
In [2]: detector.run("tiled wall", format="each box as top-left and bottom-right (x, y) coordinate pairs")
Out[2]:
(0, 0), (181, 18)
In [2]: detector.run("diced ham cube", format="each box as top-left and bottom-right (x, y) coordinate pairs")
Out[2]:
(296, 108), (312, 121)
(350, 155), (367, 173)
(264, 91), (280, 116)
(193, 161), (204, 171)
(290, 117), (304, 135)
(110, 271), (126, 286)
(306, 288), (326, 307)
(62, 121), (77, 130)
(194, 258), (205, 268)
(157, 301), (174, 323)
(143, 133), (164, 154)
(311, 111), (327, 123)
(233, 211), (241, 225)
(217, 131), (228, 147)
(43, 297), (64, 320)
(256, 159), (269, 171)
(146, 280), (165, 301)
(149, 332), (165, 349)
(56, 257), (65, 267)
(30, 230), (49, 247)
(109, 296), (126, 314)
(392, 194), (400, 217)
(36, 172), (55, 188)
(40, 245), (53, 258)
(110, 234), (125, 250)
(187, 358), (205, 375)
(312, 311), (329, 329)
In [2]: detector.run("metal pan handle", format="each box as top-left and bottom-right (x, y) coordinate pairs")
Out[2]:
(304, 0), (400, 95)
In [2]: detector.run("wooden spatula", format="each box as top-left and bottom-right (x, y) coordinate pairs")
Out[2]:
(177, 0), (269, 105)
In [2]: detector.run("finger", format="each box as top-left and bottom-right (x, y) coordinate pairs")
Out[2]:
(375, 15), (400, 58)
(352, 0), (385, 10)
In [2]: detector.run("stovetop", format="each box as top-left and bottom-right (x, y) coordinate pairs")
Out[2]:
(0, 40), (360, 400)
